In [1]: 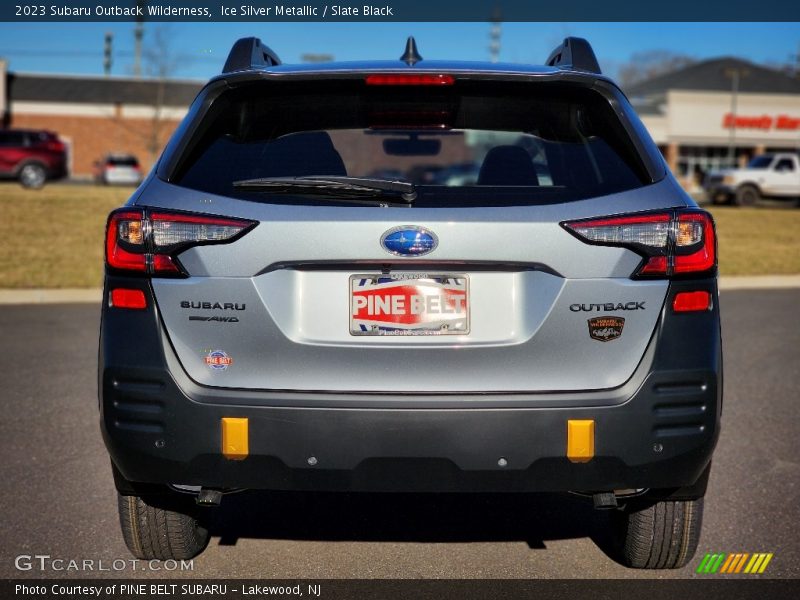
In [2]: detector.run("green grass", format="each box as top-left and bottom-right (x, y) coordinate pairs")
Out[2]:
(0, 183), (131, 288)
(707, 205), (800, 276)
(0, 183), (797, 288)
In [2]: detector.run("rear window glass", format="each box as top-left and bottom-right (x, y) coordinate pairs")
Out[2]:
(0, 131), (28, 147)
(748, 156), (773, 169)
(174, 79), (655, 207)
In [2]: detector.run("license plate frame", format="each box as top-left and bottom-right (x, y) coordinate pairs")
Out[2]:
(349, 273), (470, 336)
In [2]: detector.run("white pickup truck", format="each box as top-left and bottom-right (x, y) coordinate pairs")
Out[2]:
(704, 153), (800, 206)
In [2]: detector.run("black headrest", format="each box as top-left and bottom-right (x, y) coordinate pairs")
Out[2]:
(478, 145), (539, 186)
(260, 131), (347, 177)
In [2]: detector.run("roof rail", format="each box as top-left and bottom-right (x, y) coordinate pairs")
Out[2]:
(545, 37), (601, 74)
(222, 37), (281, 73)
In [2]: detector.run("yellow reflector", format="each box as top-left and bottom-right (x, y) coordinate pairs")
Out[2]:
(221, 417), (249, 460)
(567, 419), (595, 463)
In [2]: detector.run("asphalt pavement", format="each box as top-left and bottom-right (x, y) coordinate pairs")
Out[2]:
(1, 289), (798, 579)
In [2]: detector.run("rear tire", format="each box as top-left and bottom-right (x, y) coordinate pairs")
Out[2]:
(734, 185), (760, 207)
(18, 163), (47, 189)
(611, 497), (703, 569)
(117, 492), (209, 560)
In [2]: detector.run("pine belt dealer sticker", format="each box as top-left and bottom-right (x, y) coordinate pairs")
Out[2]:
(204, 349), (232, 370)
(587, 316), (625, 342)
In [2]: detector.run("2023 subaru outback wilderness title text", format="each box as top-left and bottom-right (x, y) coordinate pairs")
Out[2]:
(100, 37), (721, 568)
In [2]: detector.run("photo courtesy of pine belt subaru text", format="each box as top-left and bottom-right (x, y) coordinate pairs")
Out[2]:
(99, 36), (722, 568)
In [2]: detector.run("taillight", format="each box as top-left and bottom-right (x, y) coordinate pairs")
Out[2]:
(105, 208), (256, 276)
(672, 213), (716, 274)
(43, 140), (65, 152)
(365, 74), (455, 86)
(563, 210), (716, 278)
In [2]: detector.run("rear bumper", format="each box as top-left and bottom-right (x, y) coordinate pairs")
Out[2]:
(100, 277), (722, 494)
(103, 172), (143, 185)
(48, 158), (68, 180)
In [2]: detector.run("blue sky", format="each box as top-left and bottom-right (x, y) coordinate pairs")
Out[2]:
(0, 22), (797, 80)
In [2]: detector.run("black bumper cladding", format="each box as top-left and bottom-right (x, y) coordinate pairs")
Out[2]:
(99, 276), (721, 494)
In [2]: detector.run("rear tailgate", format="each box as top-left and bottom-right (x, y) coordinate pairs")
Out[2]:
(145, 179), (679, 394)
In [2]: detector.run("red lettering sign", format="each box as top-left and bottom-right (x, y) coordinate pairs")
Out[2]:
(722, 113), (800, 131)
(776, 115), (800, 130)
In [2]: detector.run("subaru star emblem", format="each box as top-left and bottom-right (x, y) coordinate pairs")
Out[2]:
(381, 226), (438, 257)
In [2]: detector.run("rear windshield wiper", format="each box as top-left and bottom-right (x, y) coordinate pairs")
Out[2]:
(232, 176), (417, 205)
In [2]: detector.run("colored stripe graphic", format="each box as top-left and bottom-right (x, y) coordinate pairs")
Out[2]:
(699, 552), (773, 574)
(757, 554), (774, 573)
(746, 554), (763, 573)
(710, 553), (726, 573)
(697, 553), (726, 573)
(720, 553), (744, 573)
(719, 554), (736, 573)
(734, 553), (749, 573)
(696, 553), (712, 573)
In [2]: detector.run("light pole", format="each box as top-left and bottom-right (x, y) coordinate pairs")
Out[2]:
(133, 1), (146, 76)
(103, 32), (113, 76)
(723, 66), (749, 168)
(489, 5), (501, 63)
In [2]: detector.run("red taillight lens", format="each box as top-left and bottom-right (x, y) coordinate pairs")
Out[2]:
(110, 288), (147, 309)
(43, 140), (65, 152)
(673, 291), (712, 312)
(673, 213), (716, 274)
(106, 210), (147, 272)
(105, 208), (255, 276)
(563, 210), (716, 278)
(365, 74), (455, 86)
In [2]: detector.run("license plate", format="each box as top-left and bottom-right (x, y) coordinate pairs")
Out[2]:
(350, 274), (469, 336)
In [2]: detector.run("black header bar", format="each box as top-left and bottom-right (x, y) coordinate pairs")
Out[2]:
(2, 0), (800, 22)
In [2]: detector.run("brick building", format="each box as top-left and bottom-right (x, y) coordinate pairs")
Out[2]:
(0, 59), (202, 177)
(2, 56), (798, 186)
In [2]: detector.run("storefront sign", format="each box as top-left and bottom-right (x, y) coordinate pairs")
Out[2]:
(722, 113), (800, 131)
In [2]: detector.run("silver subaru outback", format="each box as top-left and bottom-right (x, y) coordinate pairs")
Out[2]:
(100, 37), (721, 568)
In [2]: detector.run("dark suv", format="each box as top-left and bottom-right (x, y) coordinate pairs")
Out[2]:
(100, 37), (721, 568)
(0, 129), (67, 188)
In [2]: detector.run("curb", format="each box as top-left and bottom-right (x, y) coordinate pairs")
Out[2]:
(0, 275), (798, 305)
(717, 275), (800, 291)
(0, 288), (103, 304)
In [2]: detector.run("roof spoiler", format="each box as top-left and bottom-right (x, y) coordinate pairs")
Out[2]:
(545, 37), (601, 74)
(223, 37), (281, 73)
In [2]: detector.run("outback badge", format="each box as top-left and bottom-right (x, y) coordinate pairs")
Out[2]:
(587, 316), (625, 342)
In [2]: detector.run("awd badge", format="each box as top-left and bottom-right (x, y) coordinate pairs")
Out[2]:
(587, 316), (625, 342)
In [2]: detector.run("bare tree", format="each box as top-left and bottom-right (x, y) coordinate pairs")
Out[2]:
(109, 25), (180, 165)
(142, 26), (181, 163)
(618, 50), (696, 88)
